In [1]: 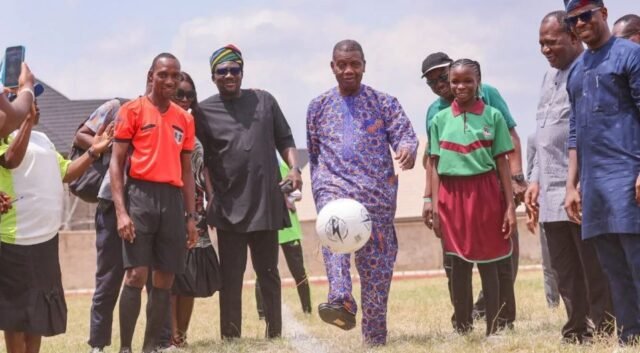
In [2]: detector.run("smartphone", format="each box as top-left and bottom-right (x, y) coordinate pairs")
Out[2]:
(3, 46), (25, 88)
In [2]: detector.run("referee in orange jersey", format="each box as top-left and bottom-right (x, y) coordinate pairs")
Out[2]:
(110, 53), (197, 353)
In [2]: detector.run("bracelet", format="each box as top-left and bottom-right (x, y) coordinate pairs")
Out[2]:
(18, 88), (35, 100)
(423, 197), (432, 203)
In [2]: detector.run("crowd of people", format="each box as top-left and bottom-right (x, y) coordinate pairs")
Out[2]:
(0, 0), (638, 352)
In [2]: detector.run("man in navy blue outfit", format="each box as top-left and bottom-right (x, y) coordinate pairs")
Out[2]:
(563, 0), (640, 346)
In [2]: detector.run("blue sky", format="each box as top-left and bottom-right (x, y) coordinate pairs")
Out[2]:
(3, 0), (637, 160)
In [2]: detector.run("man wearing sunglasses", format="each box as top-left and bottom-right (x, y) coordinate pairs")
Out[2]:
(613, 14), (640, 44)
(197, 44), (301, 340)
(563, 0), (640, 346)
(420, 51), (522, 330)
(527, 10), (614, 344)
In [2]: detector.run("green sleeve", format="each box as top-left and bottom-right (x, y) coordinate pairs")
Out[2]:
(491, 110), (514, 157)
(56, 152), (71, 179)
(425, 102), (439, 134)
(429, 113), (442, 156)
(481, 84), (517, 129)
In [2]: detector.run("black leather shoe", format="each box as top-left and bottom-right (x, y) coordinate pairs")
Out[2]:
(318, 303), (356, 331)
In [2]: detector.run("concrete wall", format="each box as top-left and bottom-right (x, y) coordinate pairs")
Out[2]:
(59, 215), (540, 290)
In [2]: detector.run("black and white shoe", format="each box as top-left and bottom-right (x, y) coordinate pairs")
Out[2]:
(318, 303), (356, 331)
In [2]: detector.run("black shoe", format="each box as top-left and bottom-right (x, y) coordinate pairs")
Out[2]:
(318, 303), (356, 331)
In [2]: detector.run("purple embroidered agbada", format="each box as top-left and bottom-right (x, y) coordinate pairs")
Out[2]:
(307, 84), (418, 344)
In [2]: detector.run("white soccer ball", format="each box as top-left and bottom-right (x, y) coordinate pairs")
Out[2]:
(315, 198), (372, 254)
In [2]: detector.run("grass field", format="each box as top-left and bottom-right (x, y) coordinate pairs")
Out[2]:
(0, 270), (629, 353)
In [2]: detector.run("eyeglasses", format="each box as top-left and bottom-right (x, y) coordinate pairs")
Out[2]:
(174, 89), (196, 101)
(426, 73), (448, 87)
(564, 7), (602, 27)
(214, 67), (242, 76)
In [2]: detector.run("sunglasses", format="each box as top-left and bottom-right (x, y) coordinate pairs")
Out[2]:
(174, 89), (196, 101)
(426, 73), (448, 87)
(564, 7), (602, 27)
(214, 67), (242, 76)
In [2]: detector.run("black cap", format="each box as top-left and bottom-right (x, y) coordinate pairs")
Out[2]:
(421, 52), (453, 78)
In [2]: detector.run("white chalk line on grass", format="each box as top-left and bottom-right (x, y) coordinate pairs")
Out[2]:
(64, 265), (543, 295)
(281, 302), (331, 353)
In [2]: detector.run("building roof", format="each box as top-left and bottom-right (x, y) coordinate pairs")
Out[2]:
(34, 81), (109, 155)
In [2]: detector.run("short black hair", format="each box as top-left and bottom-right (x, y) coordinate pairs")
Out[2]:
(149, 52), (179, 72)
(332, 40), (365, 61)
(542, 10), (572, 34)
(614, 14), (640, 26)
(615, 14), (640, 37)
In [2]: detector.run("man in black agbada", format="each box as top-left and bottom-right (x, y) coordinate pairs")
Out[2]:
(197, 44), (302, 339)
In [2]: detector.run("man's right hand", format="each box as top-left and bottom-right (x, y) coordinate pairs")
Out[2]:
(18, 63), (35, 90)
(564, 186), (582, 224)
(117, 212), (136, 243)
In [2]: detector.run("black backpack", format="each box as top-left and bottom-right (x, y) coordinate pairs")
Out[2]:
(68, 120), (110, 203)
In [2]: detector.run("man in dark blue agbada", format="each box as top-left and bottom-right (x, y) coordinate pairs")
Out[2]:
(563, 0), (640, 346)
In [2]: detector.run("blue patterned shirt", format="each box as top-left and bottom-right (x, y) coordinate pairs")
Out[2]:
(307, 85), (418, 222)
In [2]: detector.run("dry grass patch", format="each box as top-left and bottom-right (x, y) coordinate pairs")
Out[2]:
(0, 270), (627, 352)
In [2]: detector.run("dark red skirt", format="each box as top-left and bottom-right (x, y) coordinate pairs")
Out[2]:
(438, 172), (512, 262)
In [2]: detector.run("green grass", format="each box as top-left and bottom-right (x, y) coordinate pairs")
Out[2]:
(0, 271), (628, 352)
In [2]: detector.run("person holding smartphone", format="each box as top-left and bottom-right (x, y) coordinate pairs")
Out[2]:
(0, 96), (113, 353)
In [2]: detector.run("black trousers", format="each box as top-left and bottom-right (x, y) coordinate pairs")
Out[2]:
(88, 200), (171, 349)
(218, 229), (281, 338)
(256, 240), (311, 316)
(449, 256), (514, 335)
(445, 231), (518, 327)
(543, 221), (614, 339)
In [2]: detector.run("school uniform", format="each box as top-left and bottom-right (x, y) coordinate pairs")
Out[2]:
(430, 98), (515, 335)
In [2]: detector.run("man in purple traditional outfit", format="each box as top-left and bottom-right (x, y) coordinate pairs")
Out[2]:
(306, 39), (418, 346)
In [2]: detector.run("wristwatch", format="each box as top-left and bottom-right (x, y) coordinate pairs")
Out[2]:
(511, 174), (525, 183)
(185, 212), (200, 222)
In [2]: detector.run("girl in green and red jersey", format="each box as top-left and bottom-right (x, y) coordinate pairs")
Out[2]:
(429, 59), (517, 336)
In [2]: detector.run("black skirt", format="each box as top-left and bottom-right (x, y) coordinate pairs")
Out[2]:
(172, 245), (221, 297)
(0, 235), (67, 336)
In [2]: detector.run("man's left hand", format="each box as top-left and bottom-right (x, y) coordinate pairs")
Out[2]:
(287, 167), (303, 191)
(512, 179), (528, 205)
(186, 219), (198, 249)
(395, 148), (415, 170)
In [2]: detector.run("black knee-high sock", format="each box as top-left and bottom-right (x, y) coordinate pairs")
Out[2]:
(119, 285), (142, 349)
(142, 287), (171, 353)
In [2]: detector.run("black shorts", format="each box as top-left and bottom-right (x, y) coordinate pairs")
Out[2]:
(124, 179), (187, 274)
(0, 235), (67, 336)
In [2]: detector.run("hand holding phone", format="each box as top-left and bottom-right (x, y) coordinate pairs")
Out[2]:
(3, 46), (26, 88)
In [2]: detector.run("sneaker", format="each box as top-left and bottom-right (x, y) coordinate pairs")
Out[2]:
(318, 303), (356, 331)
(119, 348), (133, 353)
(89, 348), (104, 353)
